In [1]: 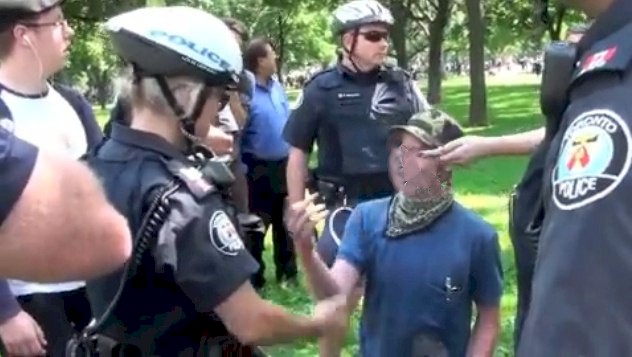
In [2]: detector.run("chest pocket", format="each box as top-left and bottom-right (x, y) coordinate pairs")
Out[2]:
(406, 265), (467, 357)
(326, 86), (392, 176)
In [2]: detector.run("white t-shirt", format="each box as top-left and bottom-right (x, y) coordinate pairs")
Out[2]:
(3, 83), (88, 296)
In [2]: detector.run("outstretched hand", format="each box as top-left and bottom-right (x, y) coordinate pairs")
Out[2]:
(421, 136), (492, 166)
(285, 192), (329, 251)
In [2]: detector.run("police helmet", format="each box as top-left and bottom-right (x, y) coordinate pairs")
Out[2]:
(105, 7), (242, 149)
(106, 7), (241, 87)
(331, 0), (394, 35)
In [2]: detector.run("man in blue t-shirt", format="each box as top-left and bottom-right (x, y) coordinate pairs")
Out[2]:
(287, 110), (503, 356)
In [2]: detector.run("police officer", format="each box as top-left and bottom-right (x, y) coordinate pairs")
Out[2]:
(78, 7), (347, 356)
(283, 0), (429, 264)
(517, 0), (632, 354)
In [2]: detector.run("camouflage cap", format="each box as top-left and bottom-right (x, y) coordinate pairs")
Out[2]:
(389, 109), (464, 148)
(0, 0), (63, 29)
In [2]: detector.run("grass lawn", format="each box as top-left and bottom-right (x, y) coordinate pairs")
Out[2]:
(94, 73), (542, 357)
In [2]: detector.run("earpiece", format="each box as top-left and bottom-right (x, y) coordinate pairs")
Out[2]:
(23, 34), (33, 47)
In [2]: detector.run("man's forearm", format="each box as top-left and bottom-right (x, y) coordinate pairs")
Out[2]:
(0, 151), (131, 282)
(486, 127), (545, 156)
(467, 309), (499, 357)
(287, 149), (308, 204)
(241, 300), (323, 346)
(298, 248), (342, 300)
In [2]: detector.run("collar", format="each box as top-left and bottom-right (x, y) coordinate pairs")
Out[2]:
(109, 122), (189, 163)
(0, 81), (50, 99)
(336, 62), (383, 83)
(254, 75), (275, 90)
(578, 0), (632, 55)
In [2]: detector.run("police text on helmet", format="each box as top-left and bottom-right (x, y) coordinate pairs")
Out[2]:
(149, 30), (232, 72)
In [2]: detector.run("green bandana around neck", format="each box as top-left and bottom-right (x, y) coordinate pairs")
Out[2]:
(386, 187), (454, 238)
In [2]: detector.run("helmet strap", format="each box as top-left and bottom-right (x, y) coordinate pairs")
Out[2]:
(342, 28), (364, 73)
(154, 75), (211, 155)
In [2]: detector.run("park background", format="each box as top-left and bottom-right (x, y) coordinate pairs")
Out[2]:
(71, 0), (586, 356)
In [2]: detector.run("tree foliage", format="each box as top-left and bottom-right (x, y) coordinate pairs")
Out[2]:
(61, 0), (591, 118)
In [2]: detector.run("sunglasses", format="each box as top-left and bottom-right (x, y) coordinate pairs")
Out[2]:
(20, 19), (68, 29)
(359, 31), (389, 43)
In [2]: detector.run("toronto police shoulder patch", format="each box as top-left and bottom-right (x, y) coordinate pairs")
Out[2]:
(552, 109), (632, 210)
(209, 211), (244, 256)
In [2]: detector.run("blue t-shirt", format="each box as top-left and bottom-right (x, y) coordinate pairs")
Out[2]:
(0, 122), (37, 225)
(338, 198), (503, 357)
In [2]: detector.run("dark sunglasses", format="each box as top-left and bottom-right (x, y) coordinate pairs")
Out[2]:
(359, 31), (389, 43)
(20, 19), (68, 29)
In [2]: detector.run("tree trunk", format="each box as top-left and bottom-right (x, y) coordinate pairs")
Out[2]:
(276, 13), (286, 84)
(426, 0), (451, 105)
(389, 0), (408, 69)
(547, 4), (567, 41)
(465, 0), (488, 126)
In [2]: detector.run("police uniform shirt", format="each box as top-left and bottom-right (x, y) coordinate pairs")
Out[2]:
(518, 0), (632, 354)
(337, 198), (503, 357)
(85, 124), (258, 354)
(0, 121), (37, 225)
(283, 64), (427, 181)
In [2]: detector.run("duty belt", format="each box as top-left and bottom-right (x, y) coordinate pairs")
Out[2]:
(311, 175), (393, 209)
(66, 333), (144, 357)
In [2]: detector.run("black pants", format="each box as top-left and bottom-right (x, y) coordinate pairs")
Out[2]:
(242, 153), (296, 287)
(0, 288), (92, 357)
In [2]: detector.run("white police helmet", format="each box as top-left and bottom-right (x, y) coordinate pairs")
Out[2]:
(106, 6), (242, 87)
(331, 0), (394, 35)
(105, 7), (243, 150)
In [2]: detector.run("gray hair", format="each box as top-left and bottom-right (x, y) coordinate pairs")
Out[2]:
(115, 65), (206, 118)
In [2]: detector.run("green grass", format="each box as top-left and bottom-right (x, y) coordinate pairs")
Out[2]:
(94, 74), (542, 357)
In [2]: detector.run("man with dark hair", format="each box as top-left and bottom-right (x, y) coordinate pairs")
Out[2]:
(241, 37), (295, 288)
(0, 1), (101, 355)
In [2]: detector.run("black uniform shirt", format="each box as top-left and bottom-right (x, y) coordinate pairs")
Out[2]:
(85, 123), (258, 355)
(0, 119), (37, 225)
(518, 0), (632, 354)
(283, 63), (426, 198)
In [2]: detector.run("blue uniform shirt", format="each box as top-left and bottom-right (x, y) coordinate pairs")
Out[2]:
(241, 77), (290, 160)
(338, 198), (503, 357)
(0, 122), (37, 225)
